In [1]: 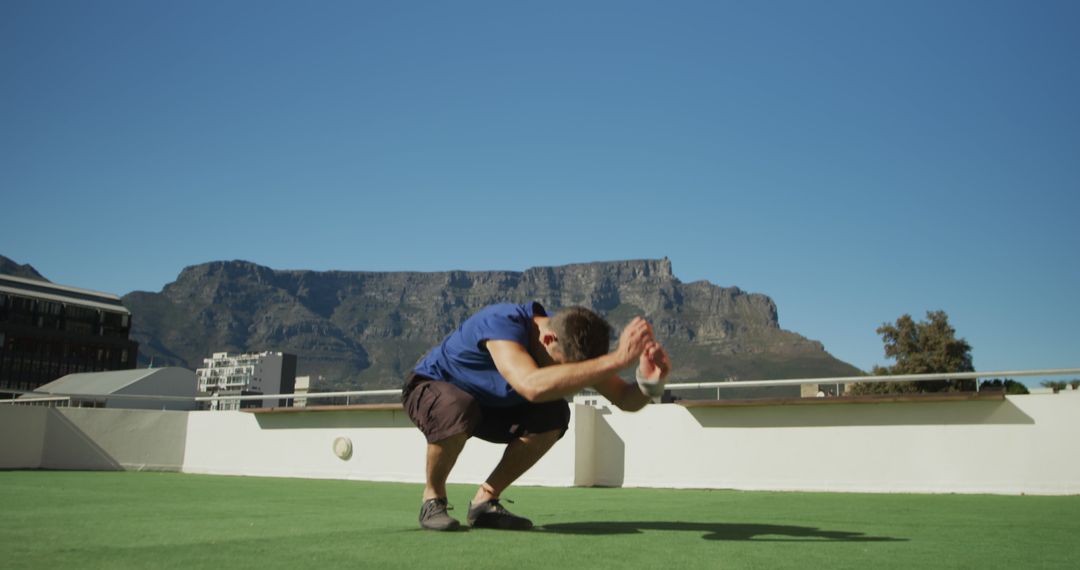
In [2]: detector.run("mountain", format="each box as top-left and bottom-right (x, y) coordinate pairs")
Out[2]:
(0, 255), (49, 282)
(120, 258), (862, 394)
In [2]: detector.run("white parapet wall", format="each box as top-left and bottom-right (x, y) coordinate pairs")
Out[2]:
(0, 405), (48, 469)
(181, 407), (579, 487)
(2, 392), (1077, 494)
(0, 406), (188, 471)
(602, 393), (1079, 495)
(42, 408), (189, 471)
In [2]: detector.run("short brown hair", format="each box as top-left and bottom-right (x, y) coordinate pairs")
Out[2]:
(548, 307), (612, 362)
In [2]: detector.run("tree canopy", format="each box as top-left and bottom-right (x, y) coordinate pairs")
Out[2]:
(851, 310), (974, 394)
(979, 379), (1029, 395)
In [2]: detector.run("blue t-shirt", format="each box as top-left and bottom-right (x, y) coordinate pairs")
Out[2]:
(414, 302), (546, 407)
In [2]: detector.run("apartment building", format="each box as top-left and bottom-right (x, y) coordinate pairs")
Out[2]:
(195, 351), (296, 410)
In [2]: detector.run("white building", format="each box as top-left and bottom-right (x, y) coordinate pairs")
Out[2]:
(195, 352), (296, 410)
(24, 367), (197, 411)
(293, 375), (321, 408)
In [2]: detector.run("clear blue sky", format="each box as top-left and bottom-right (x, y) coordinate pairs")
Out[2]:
(3, 1), (1078, 378)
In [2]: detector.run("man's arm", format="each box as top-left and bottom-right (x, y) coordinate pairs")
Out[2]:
(594, 342), (672, 411)
(592, 375), (651, 411)
(486, 317), (654, 403)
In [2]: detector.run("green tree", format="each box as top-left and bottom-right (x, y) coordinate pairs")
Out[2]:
(851, 310), (974, 395)
(978, 378), (1030, 395)
(1041, 381), (1068, 394)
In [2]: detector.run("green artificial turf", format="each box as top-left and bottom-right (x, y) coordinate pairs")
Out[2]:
(1, 471), (1077, 569)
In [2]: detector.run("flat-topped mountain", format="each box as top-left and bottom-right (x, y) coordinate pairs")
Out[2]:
(118, 258), (861, 392)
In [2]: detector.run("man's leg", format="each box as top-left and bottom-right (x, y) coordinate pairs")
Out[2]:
(424, 432), (468, 501)
(465, 429), (560, 530)
(402, 376), (481, 531)
(473, 429), (560, 504)
(417, 431), (472, 531)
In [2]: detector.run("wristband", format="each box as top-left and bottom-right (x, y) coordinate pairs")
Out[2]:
(636, 367), (666, 398)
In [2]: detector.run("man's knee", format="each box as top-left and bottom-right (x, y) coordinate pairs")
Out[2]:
(431, 431), (470, 449)
(521, 428), (561, 446)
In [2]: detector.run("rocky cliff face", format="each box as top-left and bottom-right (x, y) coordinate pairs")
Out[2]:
(120, 258), (860, 391)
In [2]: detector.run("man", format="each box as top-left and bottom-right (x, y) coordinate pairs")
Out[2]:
(403, 301), (672, 531)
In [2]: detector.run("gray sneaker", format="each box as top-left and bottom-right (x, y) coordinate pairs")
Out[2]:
(419, 498), (461, 531)
(467, 499), (533, 530)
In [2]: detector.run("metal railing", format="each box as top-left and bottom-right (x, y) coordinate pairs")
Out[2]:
(2, 367), (1077, 408)
(663, 368), (1080, 391)
(0, 395), (72, 407)
(195, 389), (402, 404)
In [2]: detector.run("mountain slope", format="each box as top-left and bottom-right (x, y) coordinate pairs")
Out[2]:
(0, 255), (49, 282)
(121, 258), (861, 391)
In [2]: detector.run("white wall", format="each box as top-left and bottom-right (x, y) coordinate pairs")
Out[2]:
(4, 393), (1078, 495)
(0, 405), (47, 469)
(41, 408), (189, 471)
(603, 394), (1079, 495)
(181, 407), (578, 487)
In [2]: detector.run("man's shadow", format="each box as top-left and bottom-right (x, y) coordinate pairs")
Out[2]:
(539, 521), (906, 542)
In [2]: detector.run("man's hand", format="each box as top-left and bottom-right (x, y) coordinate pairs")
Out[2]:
(611, 317), (654, 369)
(593, 320), (674, 410)
(637, 341), (672, 382)
(635, 341), (672, 398)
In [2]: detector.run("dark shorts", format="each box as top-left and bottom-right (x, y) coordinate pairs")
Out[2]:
(402, 373), (571, 444)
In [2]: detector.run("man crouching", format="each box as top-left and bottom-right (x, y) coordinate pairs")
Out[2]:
(402, 301), (672, 531)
